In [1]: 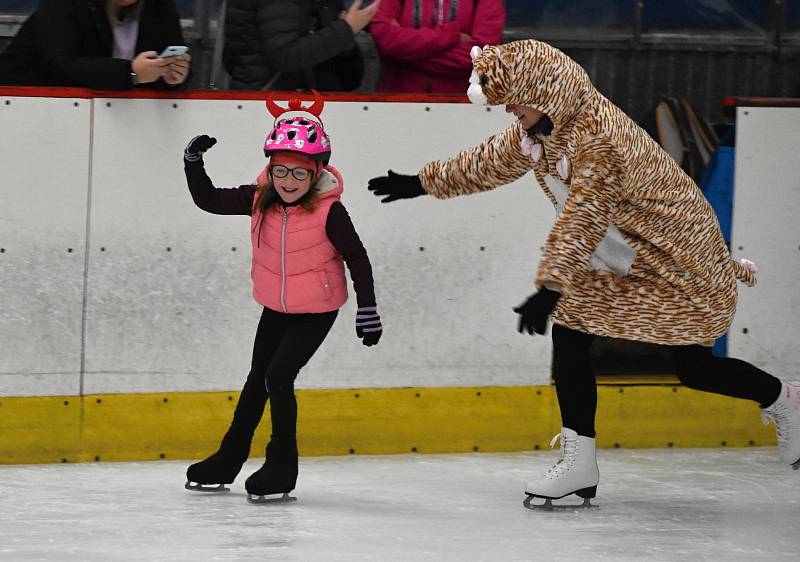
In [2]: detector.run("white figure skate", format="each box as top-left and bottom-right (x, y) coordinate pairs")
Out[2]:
(761, 381), (800, 470)
(524, 427), (599, 511)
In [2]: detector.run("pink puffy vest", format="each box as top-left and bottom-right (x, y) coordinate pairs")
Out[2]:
(250, 166), (348, 313)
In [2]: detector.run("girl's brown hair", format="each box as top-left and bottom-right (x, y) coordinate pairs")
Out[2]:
(252, 166), (321, 214)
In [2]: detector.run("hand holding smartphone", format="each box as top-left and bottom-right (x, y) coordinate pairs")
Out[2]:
(159, 45), (189, 58)
(158, 46), (191, 85)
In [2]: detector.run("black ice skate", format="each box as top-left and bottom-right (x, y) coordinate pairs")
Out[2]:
(185, 448), (249, 492)
(245, 438), (299, 504)
(184, 372), (269, 492)
(184, 482), (231, 493)
(523, 427), (600, 511)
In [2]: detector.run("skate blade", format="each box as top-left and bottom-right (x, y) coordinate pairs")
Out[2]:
(523, 494), (597, 511)
(185, 481), (230, 493)
(247, 492), (297, 505)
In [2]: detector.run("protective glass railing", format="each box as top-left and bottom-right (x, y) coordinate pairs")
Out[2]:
(506, 0), (633, 30)
(786, 2), (800, 33)
(642, 0), (768, 33)
(1, 0), (796, 48)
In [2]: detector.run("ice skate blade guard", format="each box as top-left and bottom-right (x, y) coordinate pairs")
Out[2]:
(185, 482), (231, 493)
(247, 492), (297, 505)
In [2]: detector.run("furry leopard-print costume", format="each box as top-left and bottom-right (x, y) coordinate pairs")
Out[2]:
(419, 39), (756, 346)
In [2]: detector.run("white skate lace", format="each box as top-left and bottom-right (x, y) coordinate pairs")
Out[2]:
(762, 402), (800, 447)
(543, 432), (579, 480)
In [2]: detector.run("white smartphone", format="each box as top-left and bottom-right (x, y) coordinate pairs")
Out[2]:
(159, 45), (189, 58)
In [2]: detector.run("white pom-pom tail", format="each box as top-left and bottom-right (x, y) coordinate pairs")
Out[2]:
(739, 258), (759, 274)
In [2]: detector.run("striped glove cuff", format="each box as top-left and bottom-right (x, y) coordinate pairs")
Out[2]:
(356, 305), (382, 336)
(184, 135), (217, 163)
(183, 148), (203, 163)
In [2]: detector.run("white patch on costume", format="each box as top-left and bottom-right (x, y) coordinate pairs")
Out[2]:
(556, 155), (571, 180)
(294, 140), (305, 148)
(544, 174), (636, 277)
(467, 83), (488, 105)
(521, 137), (543, 162)
(470, 46), (483, 62)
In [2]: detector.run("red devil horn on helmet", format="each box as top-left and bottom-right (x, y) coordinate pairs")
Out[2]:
(265, 91), (285, 119)
(305, 89), (324, 118)
(265, 90), (325, 119)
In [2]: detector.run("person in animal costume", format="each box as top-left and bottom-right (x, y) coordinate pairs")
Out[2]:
(368, 39), (800, 509)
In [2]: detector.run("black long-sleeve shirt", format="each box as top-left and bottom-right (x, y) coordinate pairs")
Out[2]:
(185, 160), (376, 307)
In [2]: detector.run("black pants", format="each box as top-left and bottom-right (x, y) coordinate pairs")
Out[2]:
(242, 307), (337, 440)
(551, 324), (783, 438)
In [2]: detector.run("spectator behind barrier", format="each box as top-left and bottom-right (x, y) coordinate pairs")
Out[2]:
(370, 0), (505, 94)
(223, 0), (380, 91)
(0, 0), (189, 90)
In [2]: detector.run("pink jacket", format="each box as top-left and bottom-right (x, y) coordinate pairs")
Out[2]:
(371, 0), (506, 94)
(250, 167), (348, 314)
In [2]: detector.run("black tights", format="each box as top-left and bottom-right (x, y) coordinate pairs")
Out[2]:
(225, 307), (337, 452)
(551, 324), (783, 438)
(255, 307), (337, 438)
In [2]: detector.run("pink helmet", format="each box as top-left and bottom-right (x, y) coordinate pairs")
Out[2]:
(263, 91), (331, 164)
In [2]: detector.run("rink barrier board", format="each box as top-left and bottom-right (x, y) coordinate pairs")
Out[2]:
(1, 92), (560, 395)
(2, 93), (798, 397)
(0, 385), (775, 465)
(0, 93), (795, 460)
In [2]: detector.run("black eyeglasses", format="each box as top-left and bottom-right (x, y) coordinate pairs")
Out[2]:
(271, 164), (313, 181)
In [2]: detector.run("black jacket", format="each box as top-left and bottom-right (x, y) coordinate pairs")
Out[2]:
(0, 0), (185, 90)
(224, 0), (364, 91)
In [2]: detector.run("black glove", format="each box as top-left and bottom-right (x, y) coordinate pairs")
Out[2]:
(356, 305), (382, 347)
(513, 287), (561, 335)
(367, 170), (427, 203)
(184, 135), (217, 163)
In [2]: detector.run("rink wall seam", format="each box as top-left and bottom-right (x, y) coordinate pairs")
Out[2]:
(0, 385), (775, 465)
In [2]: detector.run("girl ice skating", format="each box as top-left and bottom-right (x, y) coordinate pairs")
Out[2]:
(184, 93), (382, 503)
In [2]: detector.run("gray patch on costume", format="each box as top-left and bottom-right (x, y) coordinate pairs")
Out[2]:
(544, 174), (636, 277)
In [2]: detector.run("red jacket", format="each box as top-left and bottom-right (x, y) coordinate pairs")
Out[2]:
(371, 0), (505, 94)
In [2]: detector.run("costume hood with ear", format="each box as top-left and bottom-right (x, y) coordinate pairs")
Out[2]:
(418, 39), (755, 347)
(467, 41), (594, 133)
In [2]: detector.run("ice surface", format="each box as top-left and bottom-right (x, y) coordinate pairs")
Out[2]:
(1, 448), (798, 561)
